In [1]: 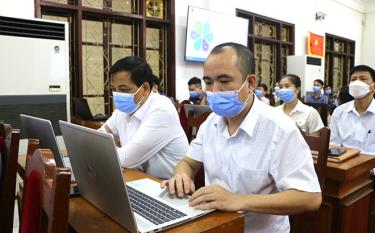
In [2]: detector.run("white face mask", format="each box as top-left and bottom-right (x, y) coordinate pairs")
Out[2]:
(349, 80), (370, 99)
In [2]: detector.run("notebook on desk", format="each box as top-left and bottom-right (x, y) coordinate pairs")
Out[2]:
(20, 114), (75, 181)
(59, 121), (212, 233)
(73, 97), (108, 121)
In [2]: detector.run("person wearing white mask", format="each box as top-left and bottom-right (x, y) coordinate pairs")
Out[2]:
(161, 43), (321, 233)
(330, 65), (375, 155)
(98, 56), (188, 179)
(276, 74), (324, 136)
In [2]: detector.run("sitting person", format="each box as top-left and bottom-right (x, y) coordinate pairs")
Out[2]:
(305, 79), (328, 104)
(255, 83), (270, 105)
(188, 77), (204, 104)
(276, 74), (324, 136)
(330, 65), (375, 155)
(99, 56), (189, 179)
(161, 42), (321, 233)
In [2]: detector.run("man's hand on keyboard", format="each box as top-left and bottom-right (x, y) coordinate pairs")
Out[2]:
(189, 184), (242, 212)
(160, 173), (195, 198)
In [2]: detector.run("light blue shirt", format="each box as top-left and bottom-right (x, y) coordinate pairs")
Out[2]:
(305, 93), (328, 104)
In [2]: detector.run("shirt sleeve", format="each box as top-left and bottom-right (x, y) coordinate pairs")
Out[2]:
(117, 109), (184, 168)
(97, 110), (119, 137)
(329, 109), (341, 146)
(307, 108), (324, 133)
(270, 127), (321, 193)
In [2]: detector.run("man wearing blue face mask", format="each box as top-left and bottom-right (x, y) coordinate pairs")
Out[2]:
(161, 43), (321, 233)
(330, 65), (375, 155)
(305, 79), (328, 104)
(188, 77), (204, 104)
(98, 56), (188, 179)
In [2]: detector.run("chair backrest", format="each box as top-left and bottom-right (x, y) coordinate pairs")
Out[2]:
(290, 127), (331, 233)
(178, 100), (191, 131)
(302, 127), (330, 188)
(0, 123), (20, 233)
(185, 110), (211, 190)
(186, 110), (211, 143)
(19, 148), (71, 233)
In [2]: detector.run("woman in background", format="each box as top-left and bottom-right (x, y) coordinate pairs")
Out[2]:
(276, 74), (324, 136)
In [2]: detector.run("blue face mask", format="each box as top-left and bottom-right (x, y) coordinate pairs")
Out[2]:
(113, 86), (143, 113)
(324, 89), (332, 95)
(278, 88), (295, 103)
(189, 91), (204, 100)
(313, 86), (321, 93)
(206, 81), (249, 118)
(255, 89), (263, 97)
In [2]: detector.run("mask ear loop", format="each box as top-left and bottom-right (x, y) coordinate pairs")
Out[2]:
(130, 84), (146, 114)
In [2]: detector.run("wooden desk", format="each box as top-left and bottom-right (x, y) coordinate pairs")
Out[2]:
(69, 169), (244, 233)
(17, 157), (244, 233)
(314, 153), (375, 233)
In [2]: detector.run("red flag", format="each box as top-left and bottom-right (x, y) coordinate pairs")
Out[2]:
(308, 32), (324, 57)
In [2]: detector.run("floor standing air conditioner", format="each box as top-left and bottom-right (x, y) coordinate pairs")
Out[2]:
(287, 55), (323, 97)
(0, 15), (69, 136)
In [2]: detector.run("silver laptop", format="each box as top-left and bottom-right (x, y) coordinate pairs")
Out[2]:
(20, 114), (74, 181)
(183, 104), (211, 118)
(59, 121), (212, 233)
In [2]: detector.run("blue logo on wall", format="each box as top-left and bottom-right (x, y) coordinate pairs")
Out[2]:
(190, 22), (214, 52)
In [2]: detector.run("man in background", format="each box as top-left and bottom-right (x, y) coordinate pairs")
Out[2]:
(305, 79), (328, 104)
(188, 77), (204, 104)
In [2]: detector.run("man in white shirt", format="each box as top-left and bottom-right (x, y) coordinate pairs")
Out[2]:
(330, 65), (375, 155)
(99, 56), (189, 179)
(161, 43), (321, 233)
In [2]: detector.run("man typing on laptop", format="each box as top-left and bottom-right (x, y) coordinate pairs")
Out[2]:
(161, 43), (322, 233)
(98, 56), (188, 179)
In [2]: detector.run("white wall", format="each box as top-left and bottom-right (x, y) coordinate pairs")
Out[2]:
(362, 1), (375, 69)
(0, 0), (34, 19)
(175, 0), (365, 100)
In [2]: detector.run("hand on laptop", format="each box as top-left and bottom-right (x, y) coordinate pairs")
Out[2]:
(189, 184), (243, 212)
(103, 124), (121, 147)
(160, 173), (195, 198)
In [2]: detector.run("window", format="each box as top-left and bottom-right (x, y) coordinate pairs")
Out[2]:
(236, 9), (295, 89)
(36, 0), (175, 115)
(324, 33), (355, 92)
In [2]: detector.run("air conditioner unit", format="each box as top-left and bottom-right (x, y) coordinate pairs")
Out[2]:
(0, 15), (69, 137)
(287, 55), (324, 96)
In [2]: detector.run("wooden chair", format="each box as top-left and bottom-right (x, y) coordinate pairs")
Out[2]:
(0, 123), (20, 233)
(19, 148), (71, 233)
(290, 127), (331, 233)
(185, 110), (211, 190)
(177, 100), (191, 132)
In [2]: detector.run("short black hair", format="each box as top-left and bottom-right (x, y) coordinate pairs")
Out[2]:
(337, 86), (354, 105)
(109, 56), (153, 92)
(152, 74), (160, 88)
(188, 77), (202, 86)
(314, 79), (324, 86)
(208, 42), (255, 80)
(281, 74), (301, 88)
(258, 83), (268, 92)
(350, 65), (375, 82)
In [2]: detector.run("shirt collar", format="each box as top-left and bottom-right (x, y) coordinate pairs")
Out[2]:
(132, 92), (154, 121)
(212, 94), (261, 138)
(345, 98), (375, 116)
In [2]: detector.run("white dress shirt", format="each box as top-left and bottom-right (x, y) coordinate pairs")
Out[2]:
(276, 100), (324, 134)
(330, 98), (375, 155)
(100, 92), (189, 179)
(187, 97), (321, 233)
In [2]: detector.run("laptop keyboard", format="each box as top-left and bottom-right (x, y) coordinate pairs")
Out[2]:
(126, 185), (187, 225)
